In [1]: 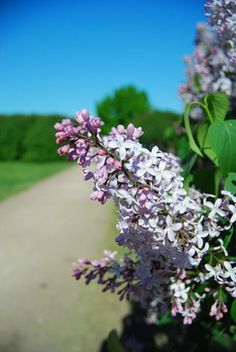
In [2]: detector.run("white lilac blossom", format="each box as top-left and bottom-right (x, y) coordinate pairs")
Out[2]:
(180, 1), (236, 119)
(55, 110), (236, 324)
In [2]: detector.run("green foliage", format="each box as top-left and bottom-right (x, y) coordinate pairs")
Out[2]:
(0, 115), (32, 160)
(203, 93), (229, 122)
(107, 330), (126, 352)
(223, 227), (234, 249)
(22, 117), (60, 161)
(0, 114), (64, 162)
(176, 135), (191, 160)
(184, 93), (232, 163)
(225, 173), (236, 194)
(184, 93), (236, 181)
(132, 110), (180, 149)
(209, 331), (236, 352)
(197, 122), (218, 164)
(192, 166), (216, 194)
(96, 85), (181, 149)
(208, 120), (236, 174)
(115, 301), (236, 352)
(231, 300), (236, 323)
(184, 102), (203, 156)
(96, 85), (151, 134)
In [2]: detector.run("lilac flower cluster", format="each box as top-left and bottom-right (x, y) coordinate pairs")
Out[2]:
(180, 1), (236, 118)
(206, 0), (236, 67)
(72, 250), (136, 300)
(55, 110), (236, 324)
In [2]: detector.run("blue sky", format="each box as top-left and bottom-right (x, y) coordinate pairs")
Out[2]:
(0, 0), (206, 116)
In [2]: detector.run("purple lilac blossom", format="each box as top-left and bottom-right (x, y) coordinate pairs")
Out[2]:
(206, 0), (236, 67)
(55, 110), (236, 324)
(180, 0), (236, 119)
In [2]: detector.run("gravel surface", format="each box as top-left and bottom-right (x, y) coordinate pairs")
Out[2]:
(0, 167), (128, 352)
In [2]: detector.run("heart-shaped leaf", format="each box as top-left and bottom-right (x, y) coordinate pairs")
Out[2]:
(208, 120), (236, 174)
(197, 122), (218, 164)
(204, 93), (229, 122)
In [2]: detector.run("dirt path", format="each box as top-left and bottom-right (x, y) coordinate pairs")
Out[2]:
(0, 167), (128, 352)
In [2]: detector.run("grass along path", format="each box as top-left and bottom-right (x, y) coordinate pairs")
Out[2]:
(0, 161), (70, 201)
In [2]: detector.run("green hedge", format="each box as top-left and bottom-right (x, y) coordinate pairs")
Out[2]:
(0, 114), (64, 162)
(132, 110), (181, 149)
(0, 110), (181, 162)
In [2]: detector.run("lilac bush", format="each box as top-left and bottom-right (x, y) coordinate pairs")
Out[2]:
(180, 1), (236, 118)
(55, 109), (236, 325)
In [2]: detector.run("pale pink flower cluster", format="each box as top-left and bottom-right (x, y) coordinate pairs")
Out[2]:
(210, 298), (228, 320)
(55, 110), (236, 324)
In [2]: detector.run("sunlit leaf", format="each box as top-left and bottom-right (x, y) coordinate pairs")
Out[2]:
(204, 93), (229, 121)
(208, 120), (236, 174)
(184, 103), (203, 157)
(197, 122), (218, 163)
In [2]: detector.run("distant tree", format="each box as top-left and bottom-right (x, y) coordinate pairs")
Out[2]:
(133, 109), (181, 150)
(96, 85), (151, 133)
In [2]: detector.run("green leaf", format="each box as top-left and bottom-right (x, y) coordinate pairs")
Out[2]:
(192, 166), (216, 194)
(107, 330), (126, 352)
(228, 256), (236, 260)
(223, 228), (234, 249)
(215, 169), (222, 196)
(225, 173), (236, 195)
(197, 122), (209, 147)
(184, 102), (203, 157)
(231, 300), (236, 323)
(182, 153), (198, 176)
(193, 73), (202, 94)
(183, 174), (193, 191)
(177, 136), (191, 160)
(227, 255), (236, 262)
(197, 122), (218, 164)
(210, 332), (236, 352)
(204, 93), (229, 122)
(208, 120), (236, 174)
(156, 311), (173, 326)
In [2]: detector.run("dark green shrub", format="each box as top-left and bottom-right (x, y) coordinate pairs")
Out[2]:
(0, 114), (64, 162)
(21, 116), (62, 162)
(0, 115), (34, 160)
(0, 109), (181, 162)
(133, 110), (181, 150)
